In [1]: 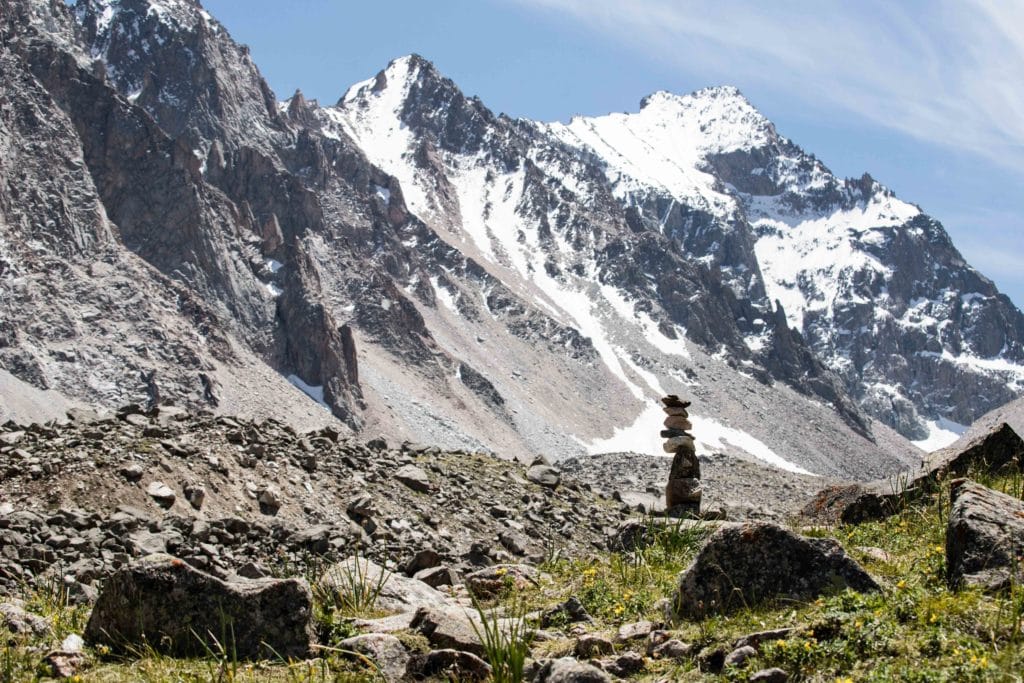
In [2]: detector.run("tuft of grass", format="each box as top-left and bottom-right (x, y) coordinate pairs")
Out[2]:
(469, 596), (532, 683)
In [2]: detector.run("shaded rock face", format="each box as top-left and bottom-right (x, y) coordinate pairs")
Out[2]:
(672, 523), (879, 619)
(947, 480), (1024, 591)
(802, 423), (1024, 525)
(84, 553), (314, 659)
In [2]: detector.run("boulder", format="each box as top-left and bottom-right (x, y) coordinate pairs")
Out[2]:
(526, 465), (561, 488)
(947, 479), (1024, 591)
(1, 599), (50, 636)
(750, 668), (790, 682)
(318, 556), (452, 614)
(672, 523), (878, 619)
(395, 464), (432, 493)
(84, 554), (314, 659)
(145, 481), (175, 507)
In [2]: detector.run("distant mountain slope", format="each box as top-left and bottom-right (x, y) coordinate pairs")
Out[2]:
(4, 0), (1010, 479)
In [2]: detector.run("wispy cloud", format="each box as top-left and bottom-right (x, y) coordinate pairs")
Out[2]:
(508, 0), (1024, 171)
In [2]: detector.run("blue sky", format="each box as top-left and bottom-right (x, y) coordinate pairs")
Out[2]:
(204, 0), (1024, 308)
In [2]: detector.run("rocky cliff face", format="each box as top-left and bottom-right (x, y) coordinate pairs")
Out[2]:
(4, 0), (1016, 478)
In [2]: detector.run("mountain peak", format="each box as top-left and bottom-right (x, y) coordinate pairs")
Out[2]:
(75, 0), (215, 34)
(340, 53), (444, 106)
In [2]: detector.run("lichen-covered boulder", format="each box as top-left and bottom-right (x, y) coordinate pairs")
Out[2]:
(672, 523), (878, 619)
(84, 554), (314, 659)
(947, 479), (1024, 591)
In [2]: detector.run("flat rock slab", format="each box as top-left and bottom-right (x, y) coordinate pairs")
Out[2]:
(947, 479), (1024, 591)
(803, 423), (1024, 525)
(84, 553), (314, 659)
(672, 522), (879, 619)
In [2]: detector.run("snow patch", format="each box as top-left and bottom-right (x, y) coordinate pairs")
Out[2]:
(287, 374), (329, 410)
(690, 415), (816, 475)
(911, 417), (967, 452)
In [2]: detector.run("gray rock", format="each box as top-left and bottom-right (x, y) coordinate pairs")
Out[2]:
(804, 423), (1024, 524)
(183, 483), (206, 510)
(616, 619), (656, 642)
(395, 464), (432, 493)
(602, 651), (644, 677)
(750, 667), (789, 682)
(409, 605), (485, 656)
(673, 522), (879, 619)
(947, 479), (1024, 591)
(120, 464), (144, 482)
(651, 638), (692, 660)
(532, 657), (612, 682)
(340, 633), (409, 682)
(574, 634), (614, 658)
(145, 481), (175, 507)
(413, 566), (457, 588)
(84, 554), (314, 659)
(318, 556), (452, 614)
(1, 599), (50, 636)
(725, 644), (757, 667)
(406, 649), (491, 682)
(526, 465), (560, 489)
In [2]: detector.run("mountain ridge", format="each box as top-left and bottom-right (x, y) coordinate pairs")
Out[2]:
(2, 0), (1017, 481)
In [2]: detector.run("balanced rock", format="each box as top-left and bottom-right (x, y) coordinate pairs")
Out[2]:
(662, 435), (695, 453)
(672, 523), (878, 619)
(84, 554), (314, 659)
(947, 479), (1024, 591)
(666, 478), (702, 509)
(663, 415), (693, 431)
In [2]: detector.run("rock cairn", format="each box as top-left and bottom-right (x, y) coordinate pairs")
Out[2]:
(662, 395), (701, 517)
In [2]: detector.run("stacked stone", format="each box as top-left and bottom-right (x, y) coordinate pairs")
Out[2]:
(662, 395), (701, 517)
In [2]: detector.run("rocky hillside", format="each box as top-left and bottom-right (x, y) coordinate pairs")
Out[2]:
(2, 0), (1020, 480)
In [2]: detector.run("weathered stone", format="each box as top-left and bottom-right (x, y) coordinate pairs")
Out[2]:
(666, 477), (702, 508)
(1, 599), (50, 636)
(672, 523), (879, 619)
(43, 650), (87, 679)
(340, 633), (409, 682)
(750, 667), (789, 682)
(395, 464), (432, 493)
(406, 649), (491, 682)
(804, 423), (1024, 524)
(413, 566), (457, 588)
(732, 627), (795, 651)
(668, 450), (700, 479)
(183, 483), (205, 510)
(409, 605), (485, 656)
(663, 415), (693, 431)
(84, 554), (314, 659)
(603, 651), (645, 677)
(725, 644), (757, 667)
(651, 638), (692, 659)
(663, 435), (695, 453)
(616, 619), (657, 643)
(663, 406), (689, 417)
(145, 481), (175, 507)
(526, 465), (561, 489)
(319, 557), (452, 614)
(574, 633), (614, 658)
(532, 657), (612, 682)
(120, 464), (144, 482)
(947, 479), (1024, 591)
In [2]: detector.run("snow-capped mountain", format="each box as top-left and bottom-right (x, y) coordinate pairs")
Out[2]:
(329, 55), (1024, 447)
(1, 0), (1017, 481)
